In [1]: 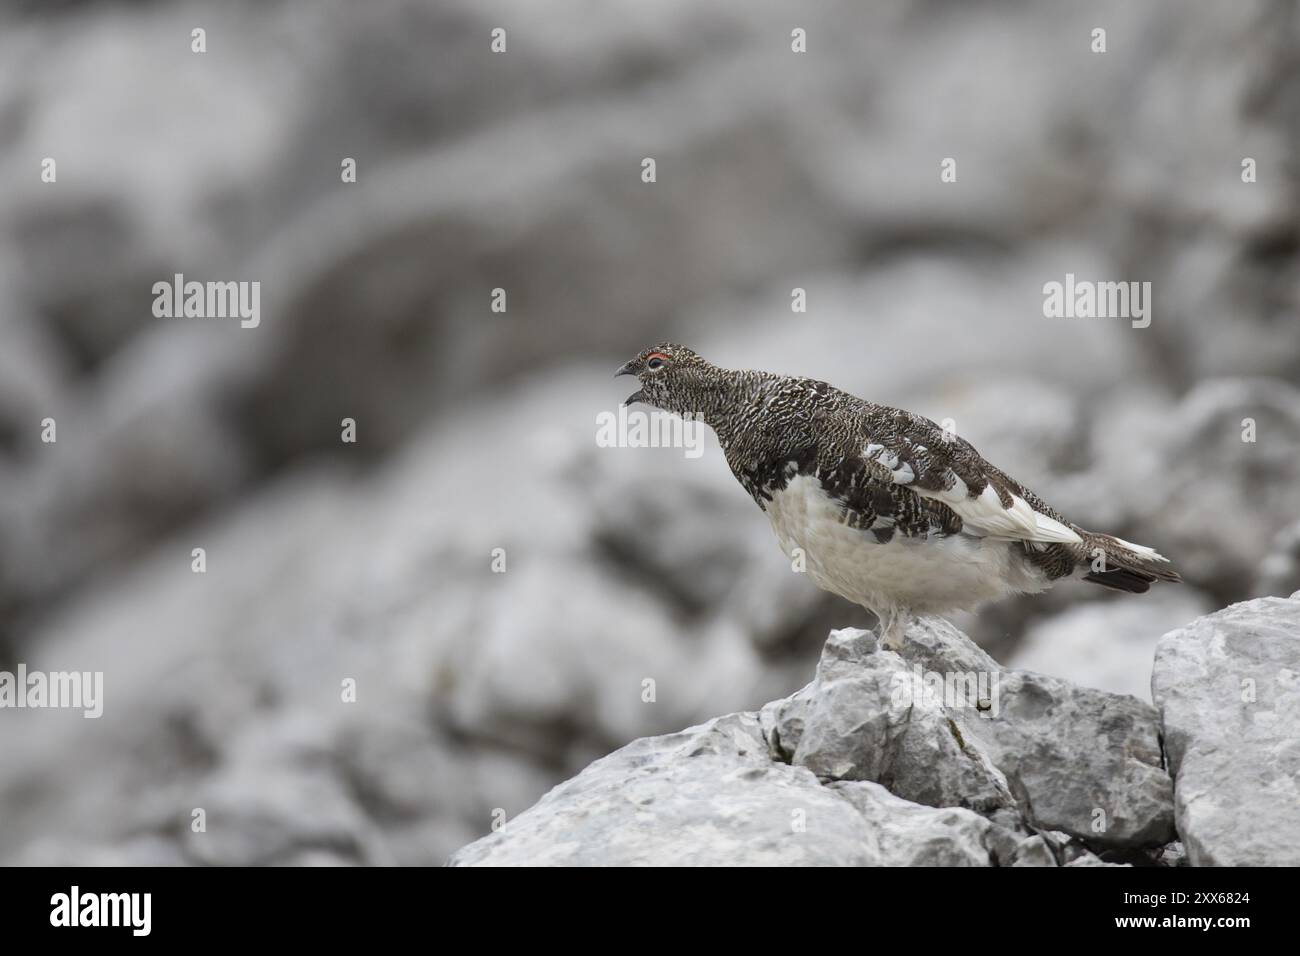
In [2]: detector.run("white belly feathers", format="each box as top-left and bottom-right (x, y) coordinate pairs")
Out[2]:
(764, 474), (1051, 616)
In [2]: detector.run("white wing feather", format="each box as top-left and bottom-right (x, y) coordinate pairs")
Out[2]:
(924, 483), (1082, 543)
(864, 442), (1083, 545)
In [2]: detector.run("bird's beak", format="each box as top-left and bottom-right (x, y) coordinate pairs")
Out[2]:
(614, 359), (644, 406)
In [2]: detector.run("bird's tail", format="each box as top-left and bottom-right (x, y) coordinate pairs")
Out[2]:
(1078, 532), (1181, 593)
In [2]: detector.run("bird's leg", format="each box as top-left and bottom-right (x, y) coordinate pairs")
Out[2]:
(878, 608), (910, 652)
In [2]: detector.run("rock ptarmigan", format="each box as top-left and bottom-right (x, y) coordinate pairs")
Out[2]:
(616, 344), (1180, 648)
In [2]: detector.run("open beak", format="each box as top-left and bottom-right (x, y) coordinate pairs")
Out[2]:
(614, 360), (644, 406)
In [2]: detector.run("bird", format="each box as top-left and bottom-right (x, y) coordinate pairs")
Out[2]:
(615, 343), (1180, 649)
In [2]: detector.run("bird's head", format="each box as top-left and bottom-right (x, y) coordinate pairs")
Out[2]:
(614, 343), (723, 416)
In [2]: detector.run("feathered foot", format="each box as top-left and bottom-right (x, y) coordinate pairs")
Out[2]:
(876, 608), (911, 652)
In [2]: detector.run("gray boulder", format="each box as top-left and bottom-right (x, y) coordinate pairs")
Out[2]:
(770, 621), (1174, 848)
(765, 628), (1018, 821)
(452, 615), (1177, 865)
(1152, 595), (1300, 866)
(449, 712), (1029, 867)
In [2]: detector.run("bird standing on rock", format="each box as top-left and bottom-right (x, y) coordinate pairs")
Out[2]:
(615, 344), (1180, 649)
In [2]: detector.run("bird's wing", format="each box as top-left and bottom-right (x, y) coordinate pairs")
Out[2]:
(848, 406), (1083, 545)
(805, 451), (966, 542)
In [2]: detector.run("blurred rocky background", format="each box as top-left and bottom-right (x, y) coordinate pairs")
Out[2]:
(0, 0), (1296, 864)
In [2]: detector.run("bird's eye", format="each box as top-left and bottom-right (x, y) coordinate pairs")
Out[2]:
(646, 352), (669, 371)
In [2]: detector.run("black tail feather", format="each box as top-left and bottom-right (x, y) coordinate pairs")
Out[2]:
(1078, 531), (1182, 592)
(1083, 566), (1155, 593)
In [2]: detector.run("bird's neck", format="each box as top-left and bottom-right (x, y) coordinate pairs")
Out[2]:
(696, 370), (778, 450)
